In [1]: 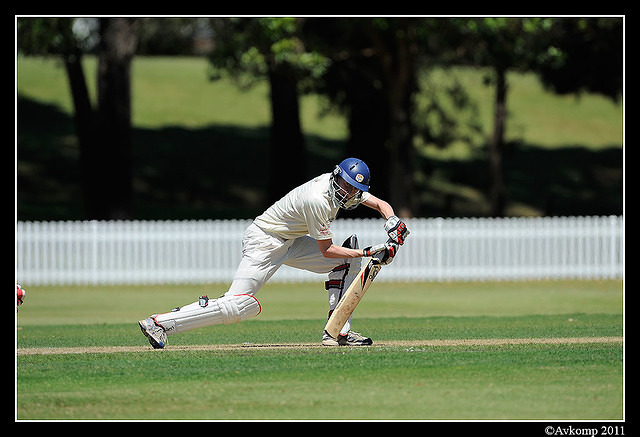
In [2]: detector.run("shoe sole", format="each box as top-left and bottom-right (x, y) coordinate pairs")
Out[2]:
(351, 339), (373, 346)
(321, 341), (373, 346)
(321, 336), (373, 346)
(138, 320), (165, 349)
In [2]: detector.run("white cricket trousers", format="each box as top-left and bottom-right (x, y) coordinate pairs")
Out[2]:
(154, 223), (361, 336)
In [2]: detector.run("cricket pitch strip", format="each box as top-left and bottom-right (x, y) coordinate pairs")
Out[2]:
(16, 336), (623, 356)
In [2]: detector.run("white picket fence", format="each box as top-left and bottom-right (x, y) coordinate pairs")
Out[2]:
(15, 216), (623, 286)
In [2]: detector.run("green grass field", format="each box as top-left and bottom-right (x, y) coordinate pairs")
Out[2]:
(16, 56), (622, 147)
(16, 279), (624, 421)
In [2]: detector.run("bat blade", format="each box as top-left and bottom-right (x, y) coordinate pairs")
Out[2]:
(324, 258), (382, 339)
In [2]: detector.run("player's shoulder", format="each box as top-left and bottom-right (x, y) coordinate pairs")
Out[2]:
(307, 173), (331, 196)
(300, 173), (326, 195)
(300, 174), (332, 210)
(310, 172), (331, 186)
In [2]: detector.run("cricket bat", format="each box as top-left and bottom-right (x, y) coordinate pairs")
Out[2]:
(323, 253), (384, 339)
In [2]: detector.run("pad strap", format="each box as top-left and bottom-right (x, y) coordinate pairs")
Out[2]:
(325, 263), (350, 290)
(325, 279), (344, 290)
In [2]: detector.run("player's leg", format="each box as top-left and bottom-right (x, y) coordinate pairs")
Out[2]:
(156, 292), (261, 331)
(284, 234), (371, 346)
(139, 223), (288, 349)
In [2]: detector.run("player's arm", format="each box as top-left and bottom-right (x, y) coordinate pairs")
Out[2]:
(362, 194), (395, 219)
(317, 238), (397, 262)
(363, 194), (410, 245)
(314, 194), (406, 259)
(317, 238), (364, 259)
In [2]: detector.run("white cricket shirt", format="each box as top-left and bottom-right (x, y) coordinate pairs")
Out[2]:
(253, 173), (370, 241)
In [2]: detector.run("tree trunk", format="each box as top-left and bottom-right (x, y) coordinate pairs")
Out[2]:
(385, 25), (417, 218)
(489, 67), (507, 217)
(267, 61), (307, 205)
(347, 90), (390, 213)
(88, 17), (137, 219)
(62, 50), (102, 220)
(363, 18), (418, 218)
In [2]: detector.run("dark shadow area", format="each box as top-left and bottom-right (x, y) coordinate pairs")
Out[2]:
(17, 95), (623, 221)
(16, 96), (344, 220)
(416, 141), (622, 217)
(504, 142), (623, 217)
(17, 97), (85, 219)
(132, 124), (344, 219)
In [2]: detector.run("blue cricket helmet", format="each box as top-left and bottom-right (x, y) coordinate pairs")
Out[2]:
(330, 158), (371, 210)
(335, 157), (370, 192)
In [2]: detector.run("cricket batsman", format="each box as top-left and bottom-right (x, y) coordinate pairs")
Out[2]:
(139, 157), (409, 348)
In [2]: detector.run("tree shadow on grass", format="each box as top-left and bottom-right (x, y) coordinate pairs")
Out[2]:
(17, 96), (622, 220)
(415, 141), (622, 218)
(504, 143), (623, 217)
(16, 96), (343, 220)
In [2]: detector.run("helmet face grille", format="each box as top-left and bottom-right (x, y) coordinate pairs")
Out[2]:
(330, 170), (364, 210)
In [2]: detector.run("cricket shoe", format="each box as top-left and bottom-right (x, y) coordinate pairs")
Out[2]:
(322, 330), (373, 346)
(138, 317), (167, 349)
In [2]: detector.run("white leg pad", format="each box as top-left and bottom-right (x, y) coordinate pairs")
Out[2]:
(326, 235), (362, 335)
(154, 294), (261, 335)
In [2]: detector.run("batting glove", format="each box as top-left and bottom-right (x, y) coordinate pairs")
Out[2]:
(363, 242), (398, 260)
(384, 215), (409, 245)
(378, 244), (398, 265)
